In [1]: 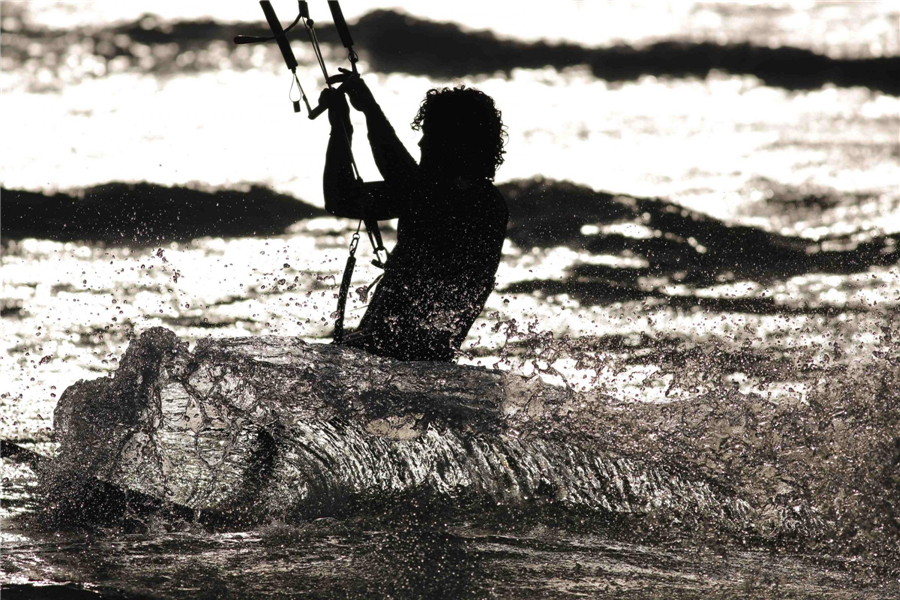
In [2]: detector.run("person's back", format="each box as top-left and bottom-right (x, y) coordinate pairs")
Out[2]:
(356, 176), (507, 361)
(322, 82), (508, 361)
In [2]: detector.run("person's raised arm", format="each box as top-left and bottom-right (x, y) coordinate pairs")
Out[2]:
(344, 76), (418, 185)
(323, 87), (407, 221)
(322, 89), (363, 219)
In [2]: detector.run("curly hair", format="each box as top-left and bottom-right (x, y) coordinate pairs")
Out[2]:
(411, 86), (507, 180)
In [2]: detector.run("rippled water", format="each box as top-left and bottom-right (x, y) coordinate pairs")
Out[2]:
(2, 1), (899, 597)
(5, 522), (894, 599)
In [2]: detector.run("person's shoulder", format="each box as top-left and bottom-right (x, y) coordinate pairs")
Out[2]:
(448, 179), (507, 225)
(484, 182), (509, 222)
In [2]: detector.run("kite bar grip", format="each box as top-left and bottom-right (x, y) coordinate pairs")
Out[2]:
(308, 103), (328, 120)
(307, 73), (359, 120)
(328, 1), (354, 49)
(260, 0), (298, 71)
(234, 35), (268, 44)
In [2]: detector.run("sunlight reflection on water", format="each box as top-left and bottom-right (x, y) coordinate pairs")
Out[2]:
(4, 68), (898, 241)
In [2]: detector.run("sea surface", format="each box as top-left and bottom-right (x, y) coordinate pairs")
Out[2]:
(2, 1), (899, 598)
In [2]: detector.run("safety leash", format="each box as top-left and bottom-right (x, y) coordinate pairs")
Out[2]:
(333, 227), (359, 342)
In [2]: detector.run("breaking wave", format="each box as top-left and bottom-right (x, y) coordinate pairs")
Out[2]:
(39, 325), (900, 569)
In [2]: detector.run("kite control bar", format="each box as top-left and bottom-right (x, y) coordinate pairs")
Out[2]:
(234, 1), (359, 119)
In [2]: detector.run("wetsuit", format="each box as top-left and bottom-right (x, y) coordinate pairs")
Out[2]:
(323, 94), (508, 362)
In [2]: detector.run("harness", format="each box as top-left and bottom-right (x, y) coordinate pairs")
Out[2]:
(235, 1), (387, 342)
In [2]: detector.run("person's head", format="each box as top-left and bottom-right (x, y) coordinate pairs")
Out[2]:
(412, 86), (506, 181)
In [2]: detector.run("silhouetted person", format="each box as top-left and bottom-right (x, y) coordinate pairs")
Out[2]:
(322, 79), (508, 362)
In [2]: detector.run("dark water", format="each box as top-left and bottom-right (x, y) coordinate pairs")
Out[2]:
(2, 1), (899, 597)
(3, 520), (895, 599)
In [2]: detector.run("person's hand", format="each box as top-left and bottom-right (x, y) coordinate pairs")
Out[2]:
(330, 68), (376, 113)
(319, 87), (351, 130)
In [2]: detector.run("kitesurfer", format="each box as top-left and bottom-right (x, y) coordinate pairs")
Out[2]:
(321, 78), (508, 362)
